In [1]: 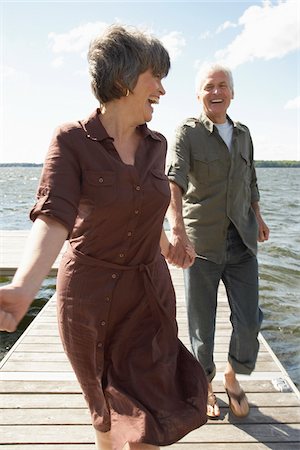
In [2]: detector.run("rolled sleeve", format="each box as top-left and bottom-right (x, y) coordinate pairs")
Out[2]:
(30, 126), (81, 235)
(167, 125), (190, 194)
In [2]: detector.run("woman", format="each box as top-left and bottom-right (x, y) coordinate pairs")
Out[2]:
(0, 25), (207, 450)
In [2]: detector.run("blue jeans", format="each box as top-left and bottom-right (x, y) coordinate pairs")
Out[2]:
(183, 224), (263, 382)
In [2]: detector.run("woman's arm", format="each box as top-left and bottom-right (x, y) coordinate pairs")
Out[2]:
(0, 215), (68, 332)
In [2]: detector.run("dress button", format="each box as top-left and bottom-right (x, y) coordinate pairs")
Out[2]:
(105, 296), (110, 302)
(135, 185), (141, 191)
(112, 273), (117, 279)
(127, 231), (132, 237)
(134, 210), (139, 215)
(100, 321), (106, 326)
(119, 253), (124, 258)
(97, 342), (103, 348)
(99, 177), (104, 183)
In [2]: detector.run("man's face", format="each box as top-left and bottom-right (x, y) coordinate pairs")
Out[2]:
(198, 70), (233, 123)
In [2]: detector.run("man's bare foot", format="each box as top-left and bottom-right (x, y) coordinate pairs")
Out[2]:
(207, 383), (220, 419)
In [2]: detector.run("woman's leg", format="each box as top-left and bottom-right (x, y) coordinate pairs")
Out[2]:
(95, 431), (159, 450)
(95, 430), (113, 450)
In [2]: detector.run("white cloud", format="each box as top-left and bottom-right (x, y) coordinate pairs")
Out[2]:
(215, 0), (299, 68)
(198, 20), (237, 40)
(160, 31), (186, 61)
(284, 96), (300, 110)
(48, 21), (108, 54)
(216, 20), (237, 34)
(48, 23), (185, 64)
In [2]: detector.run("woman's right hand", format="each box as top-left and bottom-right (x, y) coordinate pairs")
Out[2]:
(0, 284), (33, 332)
(0, 216), (68, 333)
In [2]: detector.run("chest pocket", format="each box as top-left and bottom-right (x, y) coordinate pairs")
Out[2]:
(151, 169), (170, 197)
(82, 170), (117, 207)
(192, 154), (224, 185)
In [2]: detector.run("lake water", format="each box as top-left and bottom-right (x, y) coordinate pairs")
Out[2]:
(0, 166), (299, 388)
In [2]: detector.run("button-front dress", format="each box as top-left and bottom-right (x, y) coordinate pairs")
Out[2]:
(30, 109), (207, 450)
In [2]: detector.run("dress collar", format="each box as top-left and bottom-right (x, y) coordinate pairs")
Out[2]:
(80, 109), (162, 142)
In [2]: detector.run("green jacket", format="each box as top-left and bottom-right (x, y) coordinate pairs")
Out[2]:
(167, 113), (260, 264)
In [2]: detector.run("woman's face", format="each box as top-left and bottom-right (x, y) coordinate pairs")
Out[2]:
(130, 69), (166, 124)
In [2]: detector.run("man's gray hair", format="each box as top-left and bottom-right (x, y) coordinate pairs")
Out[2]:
(88, 24), (170, 104)
(195, 63), (234, 95)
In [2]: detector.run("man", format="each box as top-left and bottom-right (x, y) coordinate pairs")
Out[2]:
(166, 63), (269, 418)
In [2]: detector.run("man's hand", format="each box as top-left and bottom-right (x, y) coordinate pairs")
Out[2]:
(257, 215), (270, 242)
(167, 230), (196, 269)
(252, 201), (270, 242)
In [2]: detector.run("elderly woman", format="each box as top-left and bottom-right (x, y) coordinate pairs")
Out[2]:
(0, 25), (207, 450)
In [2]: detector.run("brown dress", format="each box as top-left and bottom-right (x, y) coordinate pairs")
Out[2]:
(30, 109), (207, 450)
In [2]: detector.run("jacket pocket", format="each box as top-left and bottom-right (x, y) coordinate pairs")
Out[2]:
(192, 155), (223, 184)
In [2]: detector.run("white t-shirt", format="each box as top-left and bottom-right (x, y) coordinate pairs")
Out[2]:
(215, 120), (233, 151)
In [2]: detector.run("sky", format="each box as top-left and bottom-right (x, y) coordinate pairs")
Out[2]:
(1, 0), (299, 163)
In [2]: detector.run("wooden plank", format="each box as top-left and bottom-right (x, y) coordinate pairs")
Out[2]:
(1, 392), (299, 409)
(0, 393), (86, 408)
(0, 379), (282, 394)
(0, 380), (81, 393)
(3, 348), (275, 363)
(0, 424), (299, 444)
(1, 406), (299, 425)
(1, 408), (91, 424)
(13, 343), (65, 352)
(182, 423), (300, 443)
(0, 230), (65, 276)
(8, 352), (69, 361)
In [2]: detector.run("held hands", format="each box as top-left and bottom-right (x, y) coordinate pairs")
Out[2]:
(166, 231), (196, 269)
(0, 284), (32, 332)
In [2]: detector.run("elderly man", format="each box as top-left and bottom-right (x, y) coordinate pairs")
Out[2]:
(167, 63), (269, 419)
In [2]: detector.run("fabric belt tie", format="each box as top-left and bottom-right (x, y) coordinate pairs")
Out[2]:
(66, 244), (176, 362)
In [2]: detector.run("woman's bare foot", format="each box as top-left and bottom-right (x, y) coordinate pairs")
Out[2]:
(207, 382), (220, 419)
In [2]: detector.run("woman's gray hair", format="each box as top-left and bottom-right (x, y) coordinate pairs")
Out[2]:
(195, 63), (234, 95)
(88, 24), (170, 104)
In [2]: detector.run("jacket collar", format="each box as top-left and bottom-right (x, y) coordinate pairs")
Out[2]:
(200, 112), (245, 134)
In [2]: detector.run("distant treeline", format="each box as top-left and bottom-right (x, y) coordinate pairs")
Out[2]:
(0, 163), (43, 167)
(0, 161), (299, 168)
(254, 161), (300, 168)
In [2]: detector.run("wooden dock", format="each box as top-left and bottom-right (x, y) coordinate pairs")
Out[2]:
(1, 230), (300, 449)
